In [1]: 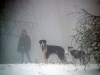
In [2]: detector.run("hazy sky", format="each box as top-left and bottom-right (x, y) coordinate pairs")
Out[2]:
(24, 0), (100, 47)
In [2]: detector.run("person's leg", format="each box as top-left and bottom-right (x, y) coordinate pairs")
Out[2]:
(20, 51), (24, 63)
(79, 58), (81, 65)
(25, 51), (32, 63)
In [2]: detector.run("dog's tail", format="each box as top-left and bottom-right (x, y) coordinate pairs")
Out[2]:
(62, 55), (69, 64)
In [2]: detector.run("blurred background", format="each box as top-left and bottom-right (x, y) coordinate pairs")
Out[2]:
(0, 0), (100, 63)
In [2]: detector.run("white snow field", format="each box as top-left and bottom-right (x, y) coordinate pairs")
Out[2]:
(0, 64), (99, 75)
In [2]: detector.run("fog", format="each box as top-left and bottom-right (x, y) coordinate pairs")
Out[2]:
(0, 0), (100, 63)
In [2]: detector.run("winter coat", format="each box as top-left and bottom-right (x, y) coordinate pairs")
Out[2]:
(17, 35), (31, 52)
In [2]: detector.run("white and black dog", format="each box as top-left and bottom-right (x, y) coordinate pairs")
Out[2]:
(39, 40), (67, 64)
(68, 47), (85, 66)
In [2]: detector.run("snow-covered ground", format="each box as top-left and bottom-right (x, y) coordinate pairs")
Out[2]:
(0, 64), (99, 75)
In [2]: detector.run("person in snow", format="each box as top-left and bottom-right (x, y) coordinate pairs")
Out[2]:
(17, 29), (32, 63)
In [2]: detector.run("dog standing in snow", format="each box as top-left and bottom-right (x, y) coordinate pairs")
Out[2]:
(39, 40), (67, 64)
(68, 47), (85, 66)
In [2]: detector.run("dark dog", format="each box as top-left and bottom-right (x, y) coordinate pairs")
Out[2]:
(68, 47), (85, 66)
(39, 40), (67, 64)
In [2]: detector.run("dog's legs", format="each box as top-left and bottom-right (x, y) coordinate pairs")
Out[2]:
(45, 59), (48, 64)
(56, 55), (59, 63)
(75, 58), (76, 67)
(79, 58), (81, 65)
(44, 57), (48, 64)
(82, 57), (84, 65)
(44, 55), (48, 64)
(45, 53), (49, 64)
(44, 55), (46, 64)
(56, 55), (61, 64)
(44, 58), (48, 64)
(57, 55), (61, 64)
(72, 58), (74, 65)
(59, 59), (61, 64)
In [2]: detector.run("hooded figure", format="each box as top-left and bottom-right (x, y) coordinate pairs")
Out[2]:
(17, 29), (32, 63)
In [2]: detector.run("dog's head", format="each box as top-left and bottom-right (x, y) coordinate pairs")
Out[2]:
(39, 40), (47, 49)
(68, 46), (73, 52)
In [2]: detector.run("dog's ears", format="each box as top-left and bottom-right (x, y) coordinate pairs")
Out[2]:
(44, 40), (46, 43)
(39, 40), (46, 43)
(39, 40), (41, 43)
